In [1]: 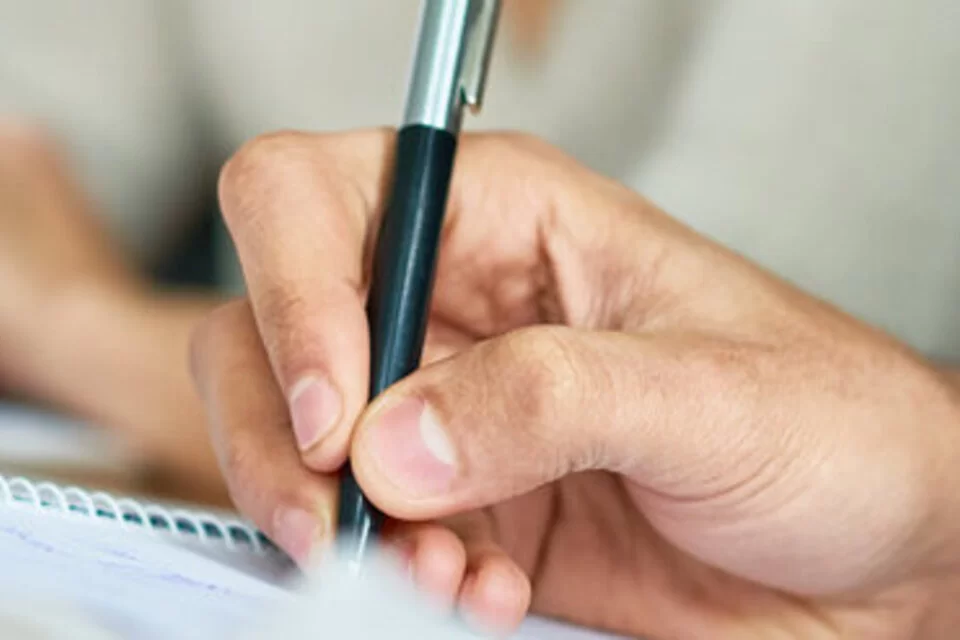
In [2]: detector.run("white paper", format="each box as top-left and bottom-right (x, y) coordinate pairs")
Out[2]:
(0, 500), (627, 639)
(0, 505), (290, 639)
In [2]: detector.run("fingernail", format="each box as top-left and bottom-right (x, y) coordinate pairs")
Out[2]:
(289, 375), (342, 451)
(272, 506), (324, 566)
(367, 397), (457, 498)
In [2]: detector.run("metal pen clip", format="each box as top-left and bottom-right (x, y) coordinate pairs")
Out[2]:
(402, 0), (501, 133)
(459, 0), (501, 113)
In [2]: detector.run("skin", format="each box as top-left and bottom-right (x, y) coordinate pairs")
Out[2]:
(0, 122), (227, 503)
(0, 0), (560, 507)
(191, 128), (960, 638)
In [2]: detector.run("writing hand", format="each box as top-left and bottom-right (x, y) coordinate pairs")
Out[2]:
(193, 129), (960, 637)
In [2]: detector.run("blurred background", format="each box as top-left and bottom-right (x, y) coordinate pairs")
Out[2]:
(0, 0), (957, 506)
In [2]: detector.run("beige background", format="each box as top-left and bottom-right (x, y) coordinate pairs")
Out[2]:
(1, 0), (958, 359)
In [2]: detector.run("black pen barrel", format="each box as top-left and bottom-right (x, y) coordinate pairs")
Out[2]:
(337, 124), (458, 559)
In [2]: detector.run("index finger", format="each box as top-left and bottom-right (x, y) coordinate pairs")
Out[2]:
(218, 128), (394, 471)
(216, 127), (651, 474)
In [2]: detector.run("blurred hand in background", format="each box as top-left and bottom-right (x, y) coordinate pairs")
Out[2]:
(0, 121), (227, 503)
(0, 122), (141, 390)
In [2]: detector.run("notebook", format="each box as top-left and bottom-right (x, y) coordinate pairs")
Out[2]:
(0, 475), (628, 639)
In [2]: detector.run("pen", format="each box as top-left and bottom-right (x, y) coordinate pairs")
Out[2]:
(336, 0), (501, 566)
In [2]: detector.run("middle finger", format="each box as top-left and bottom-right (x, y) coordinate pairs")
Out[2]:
(191, 298), (337, 565)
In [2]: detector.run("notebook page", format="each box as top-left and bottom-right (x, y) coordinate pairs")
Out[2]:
(0, 498), (629, 639)
(0, 504), (293, 639)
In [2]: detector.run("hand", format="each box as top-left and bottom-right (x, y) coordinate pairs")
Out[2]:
(0, 122), (141, 389)
(191, 129), (960, 638)
(0, 122), (228, 503)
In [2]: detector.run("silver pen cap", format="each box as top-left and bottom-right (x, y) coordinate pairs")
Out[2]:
(402, 0), (501, 134)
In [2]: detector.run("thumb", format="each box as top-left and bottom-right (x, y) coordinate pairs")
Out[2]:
(350, 326), (694, 521)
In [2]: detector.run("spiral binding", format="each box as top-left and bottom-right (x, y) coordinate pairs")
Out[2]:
(0, 474), (273, 554)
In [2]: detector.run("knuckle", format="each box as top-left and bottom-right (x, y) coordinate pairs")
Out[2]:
(250, 280), (359, 389)
(252, 289), (314, 379)
(252, 284), (361, 393)
(220, 131), (299, 190)
(218, 130), (371, 251)
(472, 327), (599, 476)
(217, 130), (311, 228)
(256, 282), (312, 330)
(493, 327), (584, 423)
(218, 441), (321, 540)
